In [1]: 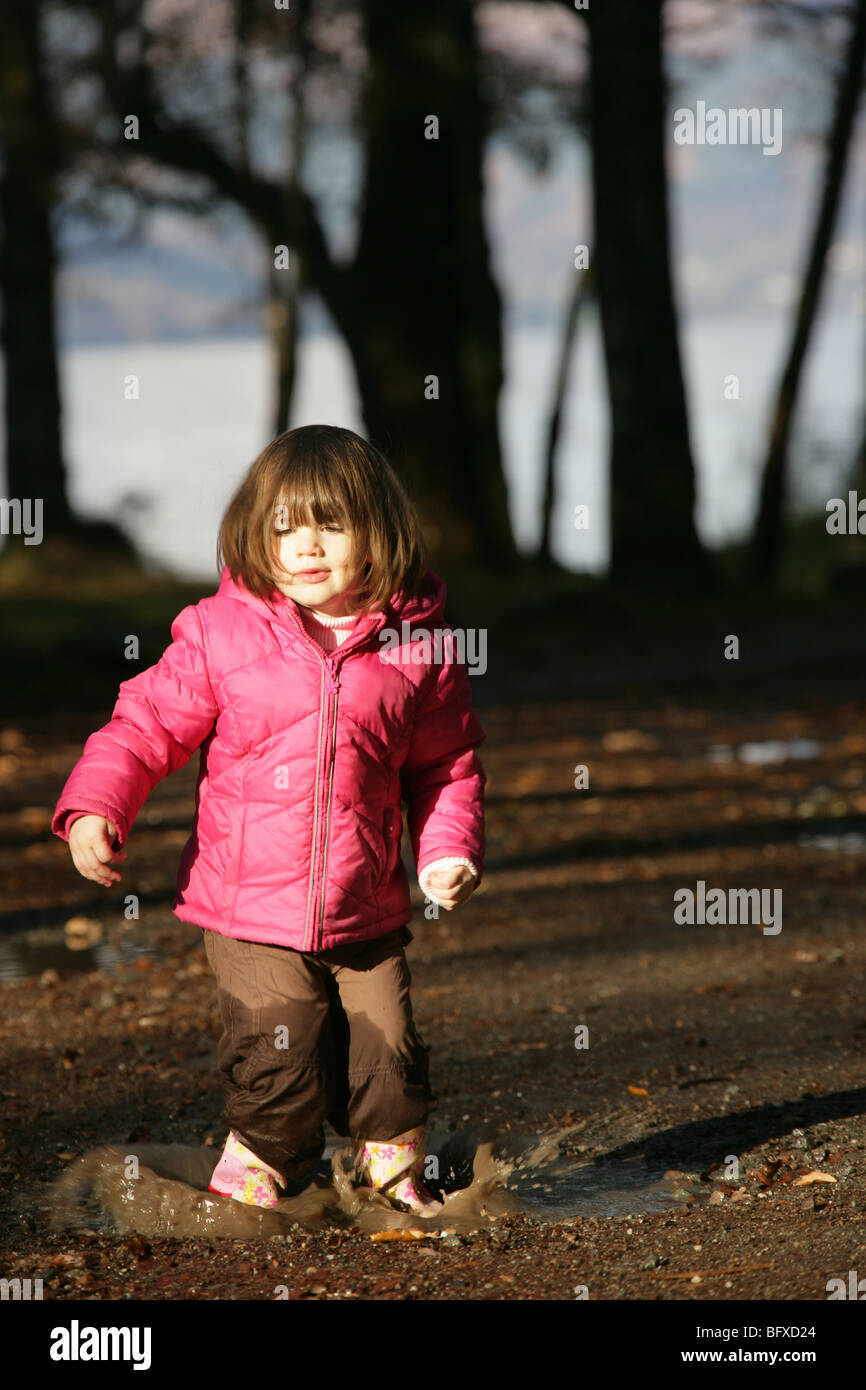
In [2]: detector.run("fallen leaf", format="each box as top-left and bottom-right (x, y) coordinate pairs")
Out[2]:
(627, 1084), (648, 1097)
(792, 1171), (837, 1186)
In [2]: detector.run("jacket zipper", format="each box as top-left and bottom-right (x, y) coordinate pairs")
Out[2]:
(315, 663), (340, 951)
(302, 662), (326, 952)
(298, 642), (341, 951)
(276, 598), (383, 950)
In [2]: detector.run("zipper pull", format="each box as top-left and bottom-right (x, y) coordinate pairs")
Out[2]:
(325, 659), (340, 693)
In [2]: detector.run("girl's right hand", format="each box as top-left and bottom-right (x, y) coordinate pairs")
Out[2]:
(68, 815), (127, 886)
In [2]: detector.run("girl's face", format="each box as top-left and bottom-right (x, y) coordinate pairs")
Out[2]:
(272, 510), (368, 617)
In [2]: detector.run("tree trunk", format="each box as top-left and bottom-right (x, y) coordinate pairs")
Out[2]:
(349, 0), (518, 573)
(266, 0), (306, 438)
(87, 0), (518, 573)
(587, 0), (712, 590)
(0, 0), (71, 536)
(267, 261), (300, 438)
(537, 256), (595, 566)
(750, 0), (866, 585)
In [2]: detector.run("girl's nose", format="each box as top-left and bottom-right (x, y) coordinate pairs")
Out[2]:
(296, 528), (323, 553)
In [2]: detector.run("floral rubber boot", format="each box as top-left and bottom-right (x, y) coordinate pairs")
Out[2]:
(355, 1125), (443, 1217)
(209, 1130), (287, 1209)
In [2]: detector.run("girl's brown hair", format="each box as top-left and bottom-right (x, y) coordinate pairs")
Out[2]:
(217, 424), (428, 615)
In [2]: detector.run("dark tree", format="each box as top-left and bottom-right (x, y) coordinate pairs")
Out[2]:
(345, 0), (516, 571)
(0, 0), (138, 566)
(81, 0), (517, 573)
(586, 0), (712, 590)
(0, 0), (71, 534)
(751, 0), (866, 584)
(537, 256), (594, 569)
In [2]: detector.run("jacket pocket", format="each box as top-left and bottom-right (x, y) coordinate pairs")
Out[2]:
(220, 804), (246, 914)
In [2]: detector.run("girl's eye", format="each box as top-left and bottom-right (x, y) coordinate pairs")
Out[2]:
(274, 524), (344, 535)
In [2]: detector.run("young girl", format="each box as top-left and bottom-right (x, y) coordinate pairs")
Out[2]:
(51, 424), (486, 1218)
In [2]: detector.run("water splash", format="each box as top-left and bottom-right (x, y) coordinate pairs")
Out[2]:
(46, 1126), (699, 1239)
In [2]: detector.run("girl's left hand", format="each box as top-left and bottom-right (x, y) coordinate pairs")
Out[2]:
(423, 865), (477, 911)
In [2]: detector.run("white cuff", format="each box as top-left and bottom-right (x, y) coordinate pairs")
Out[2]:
(418, 856), (478, 905)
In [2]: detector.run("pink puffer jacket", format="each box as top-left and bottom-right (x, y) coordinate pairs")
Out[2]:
(51, 565), (486, 951)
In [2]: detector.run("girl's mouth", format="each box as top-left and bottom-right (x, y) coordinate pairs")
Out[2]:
(296, 570), (329, 582)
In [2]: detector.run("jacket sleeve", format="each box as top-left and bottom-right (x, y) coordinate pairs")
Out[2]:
(51, 604), (218, 852)
(400, 654), (486, 886)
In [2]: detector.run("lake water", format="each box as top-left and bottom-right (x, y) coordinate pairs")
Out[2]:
(1, 309), (861, 578)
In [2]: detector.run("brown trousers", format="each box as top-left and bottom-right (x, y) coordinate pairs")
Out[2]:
(201, 924), (437, 1181)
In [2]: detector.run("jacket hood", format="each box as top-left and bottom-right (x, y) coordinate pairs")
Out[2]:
(215, 563), (448, 630)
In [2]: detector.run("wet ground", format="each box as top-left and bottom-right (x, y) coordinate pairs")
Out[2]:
(2, 592), (866, 1301)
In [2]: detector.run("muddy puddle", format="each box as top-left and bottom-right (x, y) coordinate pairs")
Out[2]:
(0, 923), (162, 983)
(46, 1126), (703, 1239)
